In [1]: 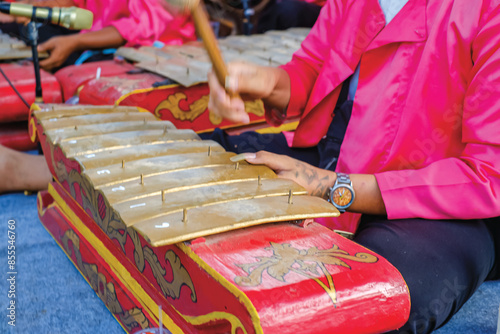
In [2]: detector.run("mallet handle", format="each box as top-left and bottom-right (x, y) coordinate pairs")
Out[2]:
(191, 3), (238, 97)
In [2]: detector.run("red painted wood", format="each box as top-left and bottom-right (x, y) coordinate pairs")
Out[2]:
(116, 83), (269, 133)
(37, 190), (159, 333)
(49, 179), (259, 334)
(0, 63), (62, 122)
(54, 60), (135, 101)
(0, 122), (37, 151)
(79, 72), (165, 106)
(192, 224), (411, 334)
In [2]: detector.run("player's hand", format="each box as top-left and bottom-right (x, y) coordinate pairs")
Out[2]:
(38, 35), (78, 71)
(0, 13), (15, 23)
(237, 150), (336, 199)
(207, 61), (280, 124)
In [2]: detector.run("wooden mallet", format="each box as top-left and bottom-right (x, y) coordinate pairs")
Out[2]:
(164, 0), (267, 124)
(166, 0), (234, 94)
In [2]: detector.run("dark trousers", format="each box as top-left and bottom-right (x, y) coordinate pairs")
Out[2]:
(200, 128), (499, 333)
(255, 0), (322, 33)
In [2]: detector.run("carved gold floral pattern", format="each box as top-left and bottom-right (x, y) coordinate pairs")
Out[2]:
(61, 230), (150, 331)
(154, 93), (265, 125)
(244, 99), (265, 117)
(235, 242), (378, 304)
(155, 93), (209, 122)
(49, 141), (197, 304)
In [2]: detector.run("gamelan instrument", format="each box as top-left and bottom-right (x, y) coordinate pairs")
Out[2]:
(32, 104), (410, 333)
(114, 28), (307, 87)
(55, 28), (309, 133)
(0, 32), (61, 150)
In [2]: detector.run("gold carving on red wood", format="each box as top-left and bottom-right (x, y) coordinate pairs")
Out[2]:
(56, 158), (197, 303)
(144, 247), (197, 302)
(234, 242), (378, 304)
(244, 99), (265, 117)
(120, 308), (150, 331)
(61, 230), (151, 331)
(209, 110), (223, 125)
(155, 92), (209, 122)
(154, 93), (265, 125)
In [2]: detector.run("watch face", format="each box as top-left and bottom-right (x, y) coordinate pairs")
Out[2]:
(331, 186), (353, 207)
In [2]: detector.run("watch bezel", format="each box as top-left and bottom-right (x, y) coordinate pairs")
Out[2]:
(329, 183), (355, 212)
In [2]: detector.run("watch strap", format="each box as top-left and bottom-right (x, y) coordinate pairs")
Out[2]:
(336, 172), (351, 186)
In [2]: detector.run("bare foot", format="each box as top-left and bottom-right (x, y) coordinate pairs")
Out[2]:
(0, 145), (52, 194)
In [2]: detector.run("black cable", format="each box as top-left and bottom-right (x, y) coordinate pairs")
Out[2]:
(0, 66), (30, 109)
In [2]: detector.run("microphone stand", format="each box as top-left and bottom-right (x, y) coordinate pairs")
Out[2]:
(24, 21), (44, 103)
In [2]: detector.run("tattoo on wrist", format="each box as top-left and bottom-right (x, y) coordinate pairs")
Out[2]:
(312, 175), (332, 199)
(295, 162), (335, 199)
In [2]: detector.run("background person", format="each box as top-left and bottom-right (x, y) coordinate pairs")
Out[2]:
(1, 0), (196, 71)
(37, 0), (196, 71)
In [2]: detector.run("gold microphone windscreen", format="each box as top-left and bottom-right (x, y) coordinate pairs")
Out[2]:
(55, 7), (93, 30)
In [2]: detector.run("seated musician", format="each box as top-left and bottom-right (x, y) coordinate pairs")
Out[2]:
(38, 0), (196, 71)
(3, 0), (196, 71)
(206, 0), (500, 332)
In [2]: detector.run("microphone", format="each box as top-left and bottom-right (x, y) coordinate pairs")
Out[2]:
(0, 3), (93, 30)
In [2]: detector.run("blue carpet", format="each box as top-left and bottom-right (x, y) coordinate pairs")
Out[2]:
(0, 192), (498, 334)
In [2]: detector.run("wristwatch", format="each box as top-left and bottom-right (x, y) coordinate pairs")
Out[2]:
(328, 173), (355, 213)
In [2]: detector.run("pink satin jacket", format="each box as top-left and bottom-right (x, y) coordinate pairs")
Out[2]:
(282, 0), (500, 230)
(73, 0), (195, 46)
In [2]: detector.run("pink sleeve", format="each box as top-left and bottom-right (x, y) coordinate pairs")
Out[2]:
(281, 0), (343, 115)
(110, 0), (194, 46)
(375, 5), (500, 220)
